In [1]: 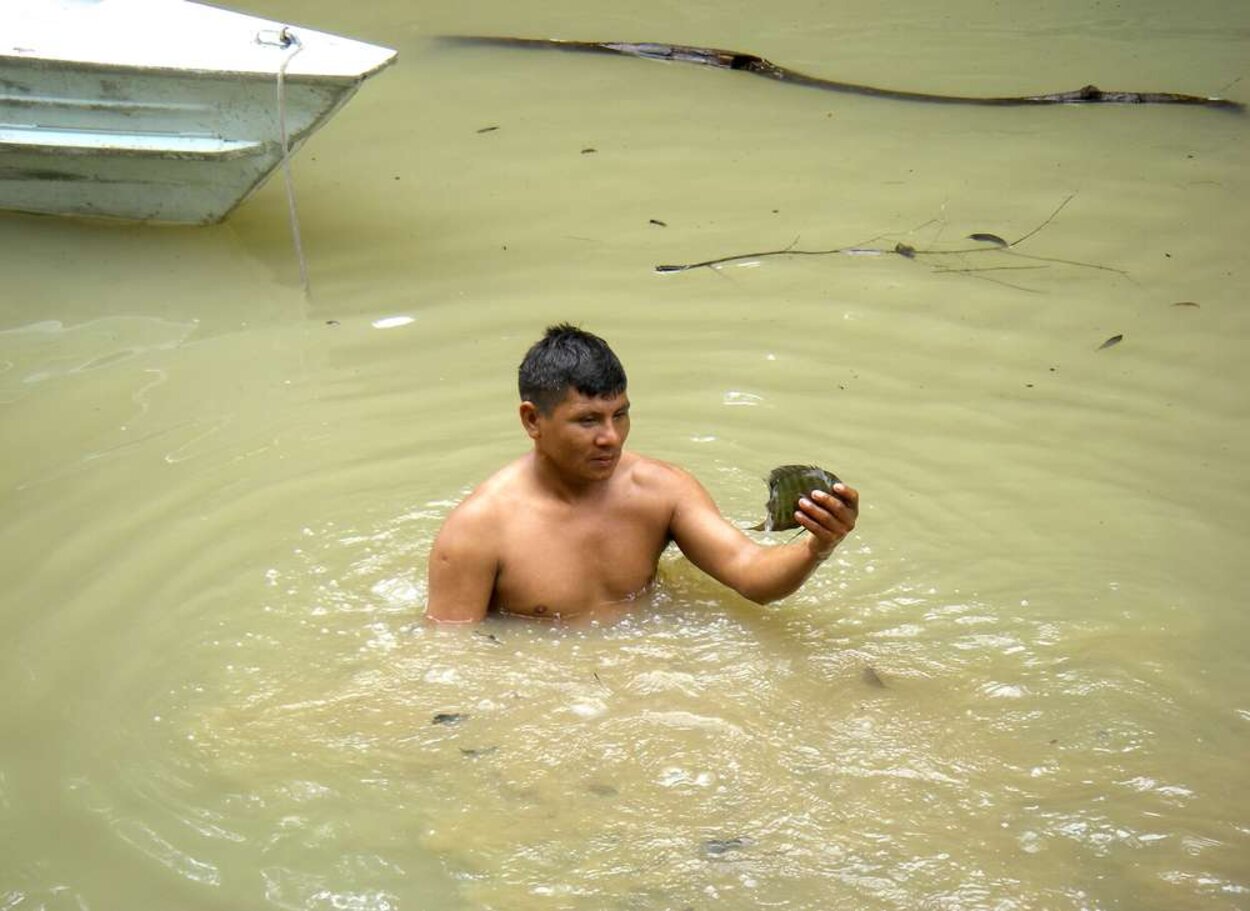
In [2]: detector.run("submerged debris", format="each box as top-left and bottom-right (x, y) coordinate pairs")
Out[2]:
(968, 232), (1009, 247)
(862, 665), (887, 688)
(702, 836), (752, 856)
(443, 37), (1244, 111)
(654, 195), (1129, 293)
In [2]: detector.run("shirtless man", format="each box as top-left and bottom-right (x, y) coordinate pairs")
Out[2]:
(425, 324), (859, 623)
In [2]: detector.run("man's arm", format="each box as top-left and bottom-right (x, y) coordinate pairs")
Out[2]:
(668, 468), (858, 604)
(425, 502), (498, 624)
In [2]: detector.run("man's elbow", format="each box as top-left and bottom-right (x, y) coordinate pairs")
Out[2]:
(730, 575), (798, 606)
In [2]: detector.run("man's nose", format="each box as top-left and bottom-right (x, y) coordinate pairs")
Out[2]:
(596, 423), (620, 447)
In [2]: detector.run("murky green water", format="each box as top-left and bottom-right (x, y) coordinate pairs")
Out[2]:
(3, 1), (1249, 909)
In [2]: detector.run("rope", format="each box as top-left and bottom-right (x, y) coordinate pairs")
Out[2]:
(262, 27), (311, 298)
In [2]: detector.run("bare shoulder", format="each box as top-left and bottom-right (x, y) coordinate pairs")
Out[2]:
(620, 452), (704, 495)
(436, 458), (525, 541)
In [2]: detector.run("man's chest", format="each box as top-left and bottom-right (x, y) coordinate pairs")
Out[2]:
(491, 502), (670, 618)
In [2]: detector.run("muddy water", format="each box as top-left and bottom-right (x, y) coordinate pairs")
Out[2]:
(2, 0), (1248, 908)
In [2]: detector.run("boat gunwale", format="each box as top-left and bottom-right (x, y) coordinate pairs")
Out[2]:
(0, 48), (397, 85)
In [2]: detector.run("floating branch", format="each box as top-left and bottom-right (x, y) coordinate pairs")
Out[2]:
(652, 196), (1129, 291)
(443, 36), (1244, 111)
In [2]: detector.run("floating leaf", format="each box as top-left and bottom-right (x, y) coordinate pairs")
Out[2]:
(1097, 334), (1124, 350)
(968, 232), (1009, 247)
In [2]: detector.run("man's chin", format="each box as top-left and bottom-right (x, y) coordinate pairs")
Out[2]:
(587, 455), (618, 475)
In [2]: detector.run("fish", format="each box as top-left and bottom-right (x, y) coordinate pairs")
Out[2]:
(432, 712), (467, 725)
(1097, 333), (1123, 350)
(751, 464), (842, 532)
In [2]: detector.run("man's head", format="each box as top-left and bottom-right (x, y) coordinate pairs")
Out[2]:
(518, 325), (630, 483)
(518, 323), (627, 416)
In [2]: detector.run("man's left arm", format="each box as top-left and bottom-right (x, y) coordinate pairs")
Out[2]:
(668, 469), (858, 604)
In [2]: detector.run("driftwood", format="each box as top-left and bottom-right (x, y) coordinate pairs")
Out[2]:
(655, 196), (1129, 293)
(443, 36), (1243, 111)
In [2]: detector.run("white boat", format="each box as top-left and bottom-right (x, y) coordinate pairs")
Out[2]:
(0, 0), (396, 224)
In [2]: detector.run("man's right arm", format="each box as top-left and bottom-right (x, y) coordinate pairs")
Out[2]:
(424, 502), (498, 624)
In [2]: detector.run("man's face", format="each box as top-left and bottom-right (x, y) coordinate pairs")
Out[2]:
(524, 388), (631, 482)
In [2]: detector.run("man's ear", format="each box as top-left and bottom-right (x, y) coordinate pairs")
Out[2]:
(519, 401), (542, 440)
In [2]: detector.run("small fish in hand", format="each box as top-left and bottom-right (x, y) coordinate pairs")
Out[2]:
(752, 465), (842, 532)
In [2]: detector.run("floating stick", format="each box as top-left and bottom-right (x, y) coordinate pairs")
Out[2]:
(652, 195), (1128, 290)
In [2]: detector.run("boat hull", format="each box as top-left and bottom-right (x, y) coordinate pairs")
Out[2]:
(1, 2), (396, 224)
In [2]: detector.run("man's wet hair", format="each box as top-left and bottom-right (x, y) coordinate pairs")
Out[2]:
(518, 323), (627, 415)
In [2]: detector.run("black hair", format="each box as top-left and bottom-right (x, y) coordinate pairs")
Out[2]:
(518, 323), (627, 415)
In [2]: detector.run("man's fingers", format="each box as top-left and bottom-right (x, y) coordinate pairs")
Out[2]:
(788, 485), (859, 559)
(795, 495), (852, 537)
(828, 484), (859, 513)
(809, 488), (857, 529)
(793, 509), (843, 560)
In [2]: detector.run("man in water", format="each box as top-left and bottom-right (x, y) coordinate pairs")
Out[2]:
(425, 324), (859, 623)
